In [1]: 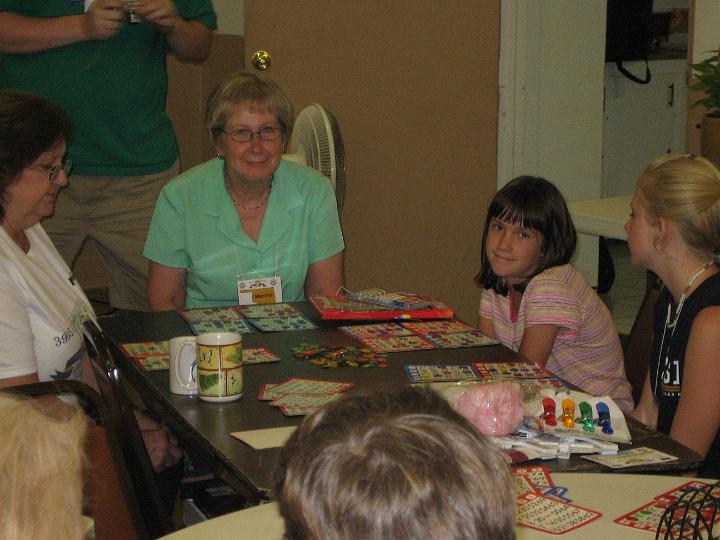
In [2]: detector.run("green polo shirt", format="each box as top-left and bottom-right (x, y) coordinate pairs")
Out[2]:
(144, 159), (345, 308)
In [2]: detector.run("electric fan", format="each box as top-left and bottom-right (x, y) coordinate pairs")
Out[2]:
(282, 103), (346, 213)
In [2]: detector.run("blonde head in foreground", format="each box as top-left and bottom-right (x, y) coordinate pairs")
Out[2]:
(275, 385), (515, 540)
(0, 392), (86, 540)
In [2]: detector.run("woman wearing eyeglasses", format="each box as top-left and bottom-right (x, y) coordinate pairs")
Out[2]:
(144, 72), (345, 310)
(0, 90), (182, 479)
(0, 90), (95, 393)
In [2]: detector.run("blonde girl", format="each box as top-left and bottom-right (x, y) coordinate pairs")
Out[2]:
(628, 155), (720, 478)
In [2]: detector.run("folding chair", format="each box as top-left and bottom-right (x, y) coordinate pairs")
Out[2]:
(83, 320), (174, 538)
(5, 380), (146, 540)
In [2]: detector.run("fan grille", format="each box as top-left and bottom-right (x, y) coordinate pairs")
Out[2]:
(289, 104), (346, 213)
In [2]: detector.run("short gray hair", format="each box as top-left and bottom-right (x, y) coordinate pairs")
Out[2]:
(205, 71), (292, 146)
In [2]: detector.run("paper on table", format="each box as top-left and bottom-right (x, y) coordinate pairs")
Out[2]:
(582, 447), (678, 468)
(231, 426), (297, 450)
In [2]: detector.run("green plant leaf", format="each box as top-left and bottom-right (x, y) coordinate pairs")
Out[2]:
(690, 55), (720, 114)
(694, 64), (714, 74)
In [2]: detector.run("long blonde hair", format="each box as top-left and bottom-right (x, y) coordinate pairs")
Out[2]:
(0, 392), (87, 540)
(637, 154), (720, 258)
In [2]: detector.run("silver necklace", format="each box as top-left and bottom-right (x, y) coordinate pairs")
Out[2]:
(666, 260), (714, 330)
(653, 259), (714, 394)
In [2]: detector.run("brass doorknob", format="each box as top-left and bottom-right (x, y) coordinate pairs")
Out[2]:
(251, 50), (272, 71)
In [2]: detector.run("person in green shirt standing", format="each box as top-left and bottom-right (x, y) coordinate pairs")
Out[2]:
(0, 0), (217, 311)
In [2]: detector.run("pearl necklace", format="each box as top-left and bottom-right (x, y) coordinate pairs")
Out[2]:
(225, 172), (272, 212)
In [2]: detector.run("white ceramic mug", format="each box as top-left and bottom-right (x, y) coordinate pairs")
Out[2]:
(169, 336), (198, 395)
(196, 332), (243, 403)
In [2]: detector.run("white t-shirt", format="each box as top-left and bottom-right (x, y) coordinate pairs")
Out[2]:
(0, 223), (95, 383)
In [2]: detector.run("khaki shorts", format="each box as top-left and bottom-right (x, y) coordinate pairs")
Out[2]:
(42, 161), (179, 311)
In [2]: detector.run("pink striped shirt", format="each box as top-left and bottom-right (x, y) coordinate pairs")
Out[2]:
(479, 264), (633, 412)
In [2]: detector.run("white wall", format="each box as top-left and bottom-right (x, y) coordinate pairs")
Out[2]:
(213, 0), (243, 35)
(499, 1), (605, 200)
(534, 4), (606, 203)
(498, 1), (606, 284)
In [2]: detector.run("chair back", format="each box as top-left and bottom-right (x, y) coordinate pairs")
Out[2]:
(623, 279), (661, 405)
(5, 380), (145, 540)
(83, 321), (174, 538)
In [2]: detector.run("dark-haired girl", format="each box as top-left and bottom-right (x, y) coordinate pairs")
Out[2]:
(477, 176), (633, 412)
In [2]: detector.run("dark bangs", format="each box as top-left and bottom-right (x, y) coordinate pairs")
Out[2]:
(475, 175), (577, 295)
(0, 91), (72, 221)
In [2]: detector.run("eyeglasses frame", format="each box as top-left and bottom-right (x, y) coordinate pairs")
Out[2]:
(26, 159), (73, 182)
(220, 126), (282, 144)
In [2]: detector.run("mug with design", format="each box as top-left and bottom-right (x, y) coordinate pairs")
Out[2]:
(196, 332), (243, 402)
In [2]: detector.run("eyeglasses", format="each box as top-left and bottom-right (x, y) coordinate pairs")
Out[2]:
(220, 126), (282, 143)
(26, 159), (72, 182)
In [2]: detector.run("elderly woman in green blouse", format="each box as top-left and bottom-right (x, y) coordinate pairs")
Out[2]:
(144, 72), (345, 310)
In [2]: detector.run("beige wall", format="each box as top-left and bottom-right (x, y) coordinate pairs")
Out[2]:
(213, 0), (244, 35)
(245, 2), (500, 322)
(167, 34), (246, 170)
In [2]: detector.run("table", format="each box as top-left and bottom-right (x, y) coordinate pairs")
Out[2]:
(568, 195), (657, 292)
(568, 195), (631, 241)
(568, 195), (632, 292)
(160, 474), (720, 539)
(100, 304), (702, 502)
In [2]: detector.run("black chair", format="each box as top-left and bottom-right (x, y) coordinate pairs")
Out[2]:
(623, 277), (661, 406)
(83, 320), (174, 538)
(5, 380), (146, 540)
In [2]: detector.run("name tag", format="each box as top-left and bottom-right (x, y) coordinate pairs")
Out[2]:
(237, 276), (283, 305)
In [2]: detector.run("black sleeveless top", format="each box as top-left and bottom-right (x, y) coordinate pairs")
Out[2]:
(650, 271), (720, 478)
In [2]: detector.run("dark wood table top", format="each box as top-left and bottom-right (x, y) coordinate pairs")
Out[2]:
(99, 304), (702, 502)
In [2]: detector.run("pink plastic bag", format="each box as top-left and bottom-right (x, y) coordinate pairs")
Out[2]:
(453, 382), (525, 436)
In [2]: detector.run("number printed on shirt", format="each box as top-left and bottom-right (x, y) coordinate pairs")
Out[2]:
(662, 360), (680, 386)
(53, 326), (75, 347)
